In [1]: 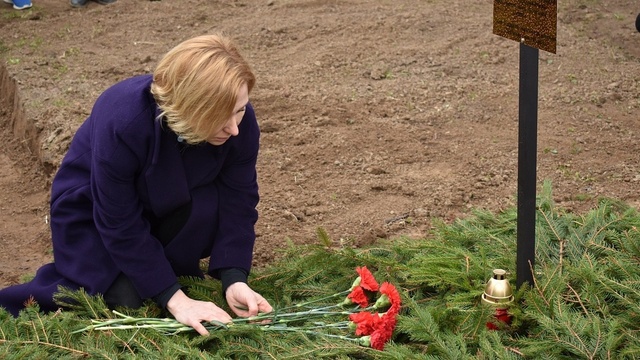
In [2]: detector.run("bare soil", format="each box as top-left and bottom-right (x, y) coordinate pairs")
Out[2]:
(1, 0), (639, 287)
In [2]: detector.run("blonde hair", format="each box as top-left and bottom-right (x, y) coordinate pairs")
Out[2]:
(151, 34), (255, 144)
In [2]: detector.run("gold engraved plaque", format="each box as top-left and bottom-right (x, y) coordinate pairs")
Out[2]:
(493, 0), (557, 53)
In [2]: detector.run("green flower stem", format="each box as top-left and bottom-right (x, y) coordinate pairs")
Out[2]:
(232, 308), (355, 325)
(72, 310), (219, 334)
(74, 304), (362, 335)
(72, 319), (191, 334)
(292, 321), (351, 331)
(257, 326), (364, 345)
(274, 290), (351, 312)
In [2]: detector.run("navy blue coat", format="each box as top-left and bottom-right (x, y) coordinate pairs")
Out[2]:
(0, 75), (260, 315)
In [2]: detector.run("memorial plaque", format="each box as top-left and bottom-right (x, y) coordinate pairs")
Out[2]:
(493, 0), (557, 53)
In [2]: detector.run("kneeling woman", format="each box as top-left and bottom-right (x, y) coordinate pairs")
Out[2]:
(0, 34), (272, 336)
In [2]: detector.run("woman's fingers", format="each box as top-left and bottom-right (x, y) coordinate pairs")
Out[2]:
(226, 282), (273, 318)
(191, 321), (210, 336)
(167, 290), (233, 336)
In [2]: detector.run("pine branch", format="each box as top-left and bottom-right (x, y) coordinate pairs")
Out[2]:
(0, 338), (90, 357)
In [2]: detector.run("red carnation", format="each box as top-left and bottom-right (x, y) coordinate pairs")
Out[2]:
(374, 282), (402, 313)
(347, 286), (369, 307)
(349, 311), (381, 336)
(369, 311), (398, 350)
(356, 266), (379, 292)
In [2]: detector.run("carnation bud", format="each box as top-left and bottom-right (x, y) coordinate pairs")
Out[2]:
(348, 321), (357, 332)
(373, 294), (391, 310)
(340, 297), (355, 306)
(358, 336), (371, 347)
(349, 276), (362, 291)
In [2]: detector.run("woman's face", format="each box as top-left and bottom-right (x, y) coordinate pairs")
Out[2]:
(206, 83), (249, 146)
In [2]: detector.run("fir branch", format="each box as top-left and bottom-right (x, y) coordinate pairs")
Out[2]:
(0, 338), (89, 356)
(316, 227), (333, 247)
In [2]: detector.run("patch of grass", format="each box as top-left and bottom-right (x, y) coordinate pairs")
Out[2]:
(49, 62), (69, 80)
(572, 170), (595, 183)
(52, 98), (69, 108)
(2, 10), (22, 20)
(570, 142), (583, 155)
(91, 24), (106, 38)
(556, 164), (571, 177)
(56, 24), (73, 39)
(14, 38), (27, 48)
(573, 193), (593, 201)
(29, 37), (43, 49)
(1, 7), (38, 20)
(53, 62), (68, 74)
(10, 36), (44, 50)
(64, 47), (80, 57)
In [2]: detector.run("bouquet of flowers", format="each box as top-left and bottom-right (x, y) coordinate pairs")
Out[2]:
(74, 267), (402, 351)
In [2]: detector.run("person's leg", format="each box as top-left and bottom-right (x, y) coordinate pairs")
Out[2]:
(150, 201), (192, 246)
(103, 201), (192, 309)
(103, 273), (144, 309)
(69, 0), (88, 7)
(0, 263), (79, 316)
(70, 0), (117, 7)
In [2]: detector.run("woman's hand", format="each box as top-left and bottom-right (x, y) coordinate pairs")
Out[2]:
(166, 289), (232, 336)
(225, 282), (273, 318)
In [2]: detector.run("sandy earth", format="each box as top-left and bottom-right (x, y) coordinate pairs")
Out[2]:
(0, 0), (639, 287)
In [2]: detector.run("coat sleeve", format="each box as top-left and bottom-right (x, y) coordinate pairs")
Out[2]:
(88, 88), (178, 299)
(208, 103), (260, 277)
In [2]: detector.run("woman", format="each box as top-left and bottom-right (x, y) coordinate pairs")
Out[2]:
(0, 34), (272, 335)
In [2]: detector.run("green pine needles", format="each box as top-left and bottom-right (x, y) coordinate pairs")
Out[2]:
(2, 181), (640, 359)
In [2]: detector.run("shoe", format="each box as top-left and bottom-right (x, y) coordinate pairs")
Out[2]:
(69, 0), (88, 7)
(11, 0), (32, 9)
(2, 0), (12, 4)
(70, 0), (115, 6)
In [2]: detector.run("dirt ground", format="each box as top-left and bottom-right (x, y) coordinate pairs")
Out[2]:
(0, 0), (639, 288)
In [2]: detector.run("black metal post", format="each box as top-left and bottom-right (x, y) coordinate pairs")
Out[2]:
(516, 43), (539, 288)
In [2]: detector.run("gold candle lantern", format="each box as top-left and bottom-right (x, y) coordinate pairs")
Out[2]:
(482, 269), (514, 306)
(482, 269), (514, 330)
